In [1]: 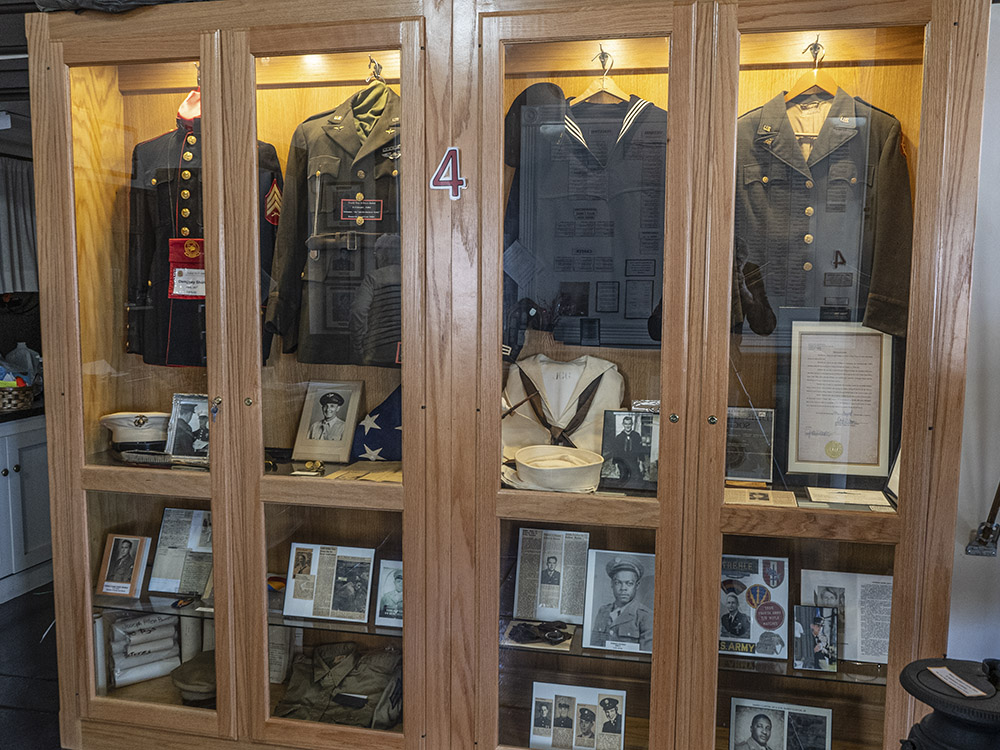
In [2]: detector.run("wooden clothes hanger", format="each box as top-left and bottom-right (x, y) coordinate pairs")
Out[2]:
(570, 45), (630, 106)
(785, 36), (840, 102)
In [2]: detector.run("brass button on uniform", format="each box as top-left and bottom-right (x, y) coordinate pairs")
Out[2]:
(150, 178), (157, 186)
(182, 170), (191, 180)
(355, 217), (365, 226)
(183, 151), (194, 162)
(180, 227), (190, 236)
(804, 233), (814, 244)
(803, 262), (813, 271)
(850, 177), (858, 185)
(181, 208), (190, 218)
(761, 176), (769, 184)
(357, 169), (365, 179)
(805, 179), (814, 189)
(181, 189), (191, 199)
(391, 169), (398, 177)
(804, 206), (814, 216)
(186, 135), (197, 145)
(355, 192), (364, 201)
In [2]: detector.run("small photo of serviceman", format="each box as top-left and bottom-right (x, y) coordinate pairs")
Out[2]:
(309, 390), (348, 441)
(584, 550), (655, 653)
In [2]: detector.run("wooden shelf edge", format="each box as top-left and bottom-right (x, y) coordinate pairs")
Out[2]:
(86, 694), (218, 734)
(261, 474), (405, 511)
(497, 489), (660, 528)
(80, 464), (211, 498)
(720, 503), (901, 543)
(259, 716), (404, 749)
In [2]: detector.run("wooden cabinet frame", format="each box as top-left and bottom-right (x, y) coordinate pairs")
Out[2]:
(27, 0), (989, 749)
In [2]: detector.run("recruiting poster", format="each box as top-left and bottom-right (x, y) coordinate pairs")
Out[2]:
(719, 554), (790, 659)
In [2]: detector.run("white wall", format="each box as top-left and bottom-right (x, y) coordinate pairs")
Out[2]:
(946, 3), (1000, 660)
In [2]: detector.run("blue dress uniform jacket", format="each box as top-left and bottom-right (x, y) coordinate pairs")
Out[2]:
(502, 84), (667, 359)
(265, 83), (402, 365)
(127, 116), (282, 366)
(733, 89), (912, 337)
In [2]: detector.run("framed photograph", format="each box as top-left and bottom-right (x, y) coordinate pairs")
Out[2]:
(165, 393), (210, 458)
(96, 534), (151, 598)
(582, 549), (655, 654)
(729, 697), (832, 750)
(375, 559), (403, 627)
(793, 606), (837, 672)
(530, 681), (626, 750)
(719, 555), (789, 660)
(292, 381), (364, 463)
(512, 528), (590, 625)
(788, 321), (892, 476)
(282, 542), (375, 622)
(599, 411), (658, 492)
(726, 407), (774, 483)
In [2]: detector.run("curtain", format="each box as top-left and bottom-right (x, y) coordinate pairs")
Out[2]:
(0, 157), (38, 294)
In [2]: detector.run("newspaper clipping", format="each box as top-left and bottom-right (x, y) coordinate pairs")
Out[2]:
(719, 554), (789, 660)
(800, 569), (893, 664)
(729, 697), (832, 750)
(530, 681), (625, 750)
(282, 543), (375, 623)
(514, 528), (590, 624)
(148, 508), (213, 595)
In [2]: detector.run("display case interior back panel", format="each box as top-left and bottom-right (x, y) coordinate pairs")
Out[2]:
(69, 61), (213, 466)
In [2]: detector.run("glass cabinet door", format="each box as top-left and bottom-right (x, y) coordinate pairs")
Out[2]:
(713, 24), (926, 750)
(480, 13), (680, 750)
(225, 20), (424, 747)
(65, 43), (228, 735)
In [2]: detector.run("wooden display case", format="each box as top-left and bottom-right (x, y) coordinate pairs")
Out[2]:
(27, 1), (988, 750)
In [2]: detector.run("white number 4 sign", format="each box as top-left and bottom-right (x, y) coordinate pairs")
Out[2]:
(429, 147), (468, 200)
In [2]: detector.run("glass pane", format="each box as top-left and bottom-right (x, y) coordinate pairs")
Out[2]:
(89, 492), (216, 709)
(500, 37), (669, 499)
(255, 51), (404, 478)
(498, 521), (655, 749)
(70, 62), (213, 468)
(727, 28), (924, 509)
(717, 536), (893, 749)
(264, 505), (403, 731)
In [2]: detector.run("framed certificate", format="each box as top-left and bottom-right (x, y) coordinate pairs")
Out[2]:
(788, 322), (892, 476)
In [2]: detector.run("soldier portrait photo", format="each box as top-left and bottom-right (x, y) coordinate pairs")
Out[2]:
(377, 564), (404, 624)
(308, 391), (347, 441)
(165, 393), (210, 458)
(720, 591), (752, 639)
(599, 411), (658, 492)
(539, 555), (561, 586)
(598, 695), (623, 735)
(105, 537), (138, 584)
(292, 381), (364, 463)
(576, 705), (597, 747)
(583, 550), (655, 653)
(730, 705), (785, 750)
(532, 699), (553, 733)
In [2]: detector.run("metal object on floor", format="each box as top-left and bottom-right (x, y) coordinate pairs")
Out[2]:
(899, 658), (1000, 749)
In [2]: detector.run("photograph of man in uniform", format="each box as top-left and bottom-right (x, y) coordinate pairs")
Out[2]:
(331, 560), (370, 616)
(533, 700), (552, 731)
(105, 538), (137, 583)
(308, 391), (347, 440)
(172, 403), (195, 455)
(587, 554), (654, 653)
(553, 698), (573, 728)
(379, 568), (403, 619)
(721, 592), (752, 638)
(540, 556), (561, 585)
(611, 414), (645, 480)
(576, 706), (596, 746)
(167, 396), (210, 457)
(600, 412), (657, 491)
(734, 713), (777, 750)
(794, 607), (836, 672)
(293, 549), (312, 576)
(599, 696), (622, 734)
(192, 413), (210, 456)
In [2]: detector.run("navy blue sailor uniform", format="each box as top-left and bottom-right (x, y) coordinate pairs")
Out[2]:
(265, 82), (402, 365)
(732, 88), (913, 338)
(502, 84), (667, 360)
(126, 116), (283, 366)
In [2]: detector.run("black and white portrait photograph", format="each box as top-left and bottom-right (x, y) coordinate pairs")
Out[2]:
(375, 560), (403, 627)
(165, 393), (210, 458)
(793, 606), (837, 672)
(331, 558), (372, 616)
(812, 586), (847, 624)
(529, 682), (625, 750)
(583, 550), (655, 654)
(292, 380), (364, 463)
(105, 536), (138, 583)
(720, 588), (752, 640)
(599, 411), (658, 491)
(293, 548), (313, 576)
(539, 555), (561, 586)
(731, 703), (785, 750)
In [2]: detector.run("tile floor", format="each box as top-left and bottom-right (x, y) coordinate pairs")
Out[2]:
(0, 585), (63, 749)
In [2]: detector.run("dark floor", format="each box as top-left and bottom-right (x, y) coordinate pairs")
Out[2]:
(0, 585), (63, 749)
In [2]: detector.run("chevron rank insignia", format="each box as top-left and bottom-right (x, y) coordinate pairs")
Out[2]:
(265, 179), (282, 225)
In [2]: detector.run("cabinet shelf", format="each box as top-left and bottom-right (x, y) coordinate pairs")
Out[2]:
(261, 475), (404, 511)
(496, 489), (660, 528)
(93, 594), (215, 621)
(81, 458), (211, 498)
(267, 610), (403, 639)
(720, 503), (900, 543)
(718, 655), (887, 686)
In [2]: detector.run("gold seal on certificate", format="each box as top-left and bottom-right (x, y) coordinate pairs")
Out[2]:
(824, 441), (843, 459)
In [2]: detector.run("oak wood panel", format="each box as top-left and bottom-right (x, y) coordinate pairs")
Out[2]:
(27, 15), (88, 748)
(736, 0), (932, 29)
(672, 2), (735, 750)
(258, 719), (404, 750)
(248, 23), (404, 58)
(882, 0), (991, 741)
(61, 38), (201, 65)
(497, 489), (660, 528)
(720, 504), (901, 543)
(86, 696), (219, 735)
(79, 719), (298, 750)
(504, 37), (669, 76)
(260, 476), (405, 511)
(43, 0), (426, 42)
(80, 464), (210, 497)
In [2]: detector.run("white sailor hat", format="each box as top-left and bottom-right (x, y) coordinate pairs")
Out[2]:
(99, 412), (170, 451)
(513, 445), (603, 492)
